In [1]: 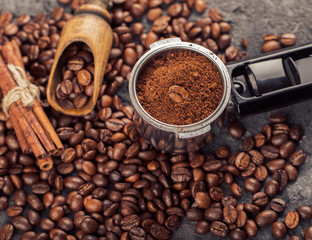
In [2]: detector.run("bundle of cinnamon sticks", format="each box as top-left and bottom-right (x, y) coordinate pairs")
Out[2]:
(0, 40), (64, 170)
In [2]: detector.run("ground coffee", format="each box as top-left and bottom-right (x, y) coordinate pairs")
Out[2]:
(136, 49), (224, 125)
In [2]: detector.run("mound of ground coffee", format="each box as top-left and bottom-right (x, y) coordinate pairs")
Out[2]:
(136, 49), (224, 125)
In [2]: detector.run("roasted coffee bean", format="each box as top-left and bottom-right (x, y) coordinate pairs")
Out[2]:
(260, 144), (279, 159)
(27, 193), (43, 211)
(223, 205), (237, 224)
(121, 214), (140, 231)
(228, 122), (245, 139)
(210, 221), (228, 237)
(194, 220), (209, 235)
(252, 192), (268, 207)
(244, 203), (260, 214)
(264, 179), (280, 198)
(230, 182), (242, 198)
(255, 210), (278, 227)
(186, 208), (204, 222)
(305, 226), (312, 240)
(297, 206), (312, 220)
(204, 207), (222, 221)
(284, 164), (298, 181)
(290, 149), (307, 166)
(253, 132), (266, 147)
(290, 236), (303, 240)
(281, 33), (296, 46)
(234, 152), (250, 170)
(279, 140), (296, 158)
(285, 211), (300, 229)
(129, 226), (146, 240)
(272, 221), (287, 238)
(270, 198), (286, 213)
(244, 177), (261, 193)
(165, 215), (180, 230)
(289, 125), (303, 141)
(271, 133), (289, 147)
(244, 219), (258, 237)
(242, 137), (254, 151)
(150, 223), (171, 240)
(262, 40), (280, 53)
(272, 169), (288, 191)
(0, 224), (14, 240)
(6, 205), (23, 217)
(171, 167), (192, 183)
(230, 228), (247, 240)
(11, 216), (32, 231)
(266, 158), (286, 173)
(236, 210), (247, 228)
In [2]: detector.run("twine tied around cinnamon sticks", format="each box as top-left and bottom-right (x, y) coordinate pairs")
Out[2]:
(2, 64), (40, 117)
(0, 40), (64, 171)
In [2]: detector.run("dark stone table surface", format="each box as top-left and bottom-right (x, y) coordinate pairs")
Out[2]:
(1, 0), (312, 239)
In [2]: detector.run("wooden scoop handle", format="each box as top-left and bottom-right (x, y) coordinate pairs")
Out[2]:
(76, 0), (112, 22)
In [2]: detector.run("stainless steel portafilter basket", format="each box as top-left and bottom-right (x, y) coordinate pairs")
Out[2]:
(129, 38), (231, 153)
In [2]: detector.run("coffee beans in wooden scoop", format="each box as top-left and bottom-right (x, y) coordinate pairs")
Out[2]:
(55, 42), (94, 109)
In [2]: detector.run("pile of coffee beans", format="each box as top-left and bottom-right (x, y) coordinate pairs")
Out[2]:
(56, 43), (94, 109)
(261, 33), (296, 53)
(0, 1), (309, 240)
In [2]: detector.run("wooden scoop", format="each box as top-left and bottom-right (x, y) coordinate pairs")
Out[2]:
(47, 0), (113, 116)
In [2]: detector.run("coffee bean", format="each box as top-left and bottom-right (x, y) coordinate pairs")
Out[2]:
(150, 223), (170, 240)
(281, 33), (296, 46)
(264, 179), (280, 198)
(204, 207), (222, 221)
(284, 164), (298, 181)
(290, 236), (303, 240)
(244, 203), (260, 214)
(244, 219), (258, 237)
(285, 211), (300, 229)
(230, 228), (247, 240)
(289, 125), (303, 141)
(223, 205), (237, 224)
(230, 182), (242, 198)
(271, 133), (289, 147)
(270, 198), (286, 213)
(305, 226), (312, 240)
(234, 152), (250, 170)
(6, 205), (23, 217)
(244, 177), (261, 193)
(11, 216), (32, 231)
(262, 40), (280, 53)
(266, 158), (286, 173)
(272, 169), (288, 191)
(272, 221), (287, 238)
(210, 221), (228, 237)
(0, 224), (14, 240)
(290, 149), (307, 166)
(228, 122), (245, 139)
(279, 140), (296, 158)
(165, 215), (180, 230)
(252, 192), (268, 207)
(242, 137), (254, 151)
(269, 113), (287, 123)
(186, 208), (204, 222)
(260, 144), (279, 159)
(236, 210), (247, 228)
(255, 210), (278, 227)
(297, 206), (312, 220)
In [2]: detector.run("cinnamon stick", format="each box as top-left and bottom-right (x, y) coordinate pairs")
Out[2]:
(37, 156), (54, 171)
(0, 55), (47, 159)
(10, 116), (32, 154)
(1, 42), (56, 154)
(11, 40), (64, 155)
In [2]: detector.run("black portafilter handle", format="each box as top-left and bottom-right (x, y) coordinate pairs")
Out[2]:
(226, 43), (312, 118)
